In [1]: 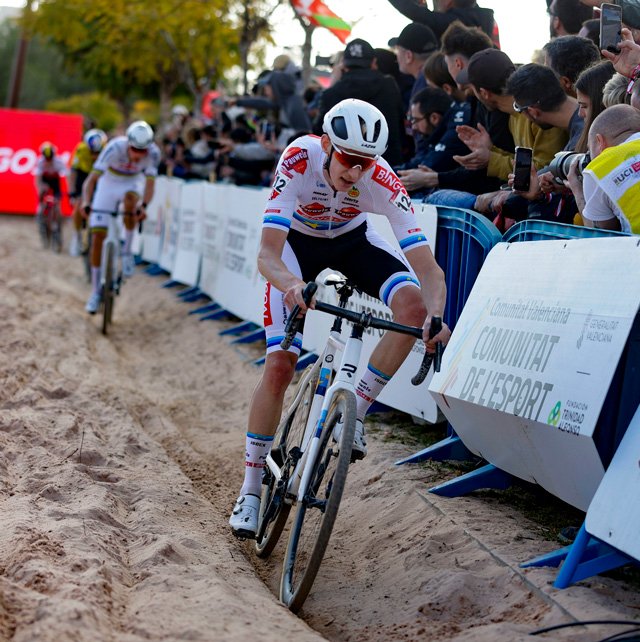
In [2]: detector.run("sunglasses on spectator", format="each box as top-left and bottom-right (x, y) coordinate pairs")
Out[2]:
(331, 144), (378, 171)
(513, 100), (540, 113)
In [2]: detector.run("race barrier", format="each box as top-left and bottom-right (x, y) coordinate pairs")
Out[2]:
(139, 177), (640, 588)
(0, 107), (82, 216)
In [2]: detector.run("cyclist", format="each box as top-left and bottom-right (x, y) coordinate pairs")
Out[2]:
(229, 98), (451, 538)
(81, 120), (160, 315)
(34, 142), (67, 218)
(68, 129), (108, 256)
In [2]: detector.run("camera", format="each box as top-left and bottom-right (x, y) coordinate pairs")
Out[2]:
(548, 151), (591, 183)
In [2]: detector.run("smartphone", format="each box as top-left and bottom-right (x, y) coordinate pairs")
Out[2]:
(600, 2), (623, 53)
(261, 121), (273, 138)
(513, 146), (533, 192)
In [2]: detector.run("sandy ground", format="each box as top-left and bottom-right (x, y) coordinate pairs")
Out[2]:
(1, 215), (639, 642)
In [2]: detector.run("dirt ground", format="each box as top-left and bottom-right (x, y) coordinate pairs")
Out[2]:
(0, 215), (638, 642)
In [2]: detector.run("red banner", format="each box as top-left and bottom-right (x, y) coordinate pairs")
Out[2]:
(0, 108), (83, 215)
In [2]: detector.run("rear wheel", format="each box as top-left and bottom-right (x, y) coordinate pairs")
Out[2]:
(280, 389), (356, 613)
(255, 363), (320, 559)
(101, 243), (115, 335)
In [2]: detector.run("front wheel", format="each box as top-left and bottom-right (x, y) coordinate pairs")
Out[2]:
(101, 243), (115, 335)
(254, 363), (319, 559)
(280, 388), (356, 613)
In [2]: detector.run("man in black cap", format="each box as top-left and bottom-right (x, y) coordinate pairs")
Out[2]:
(389, 22), (439, 103)
(313, 38), (408, 166)
(387, 0), (499, 46)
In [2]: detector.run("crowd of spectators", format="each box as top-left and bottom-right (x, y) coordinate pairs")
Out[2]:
(158, 0), (640, 235)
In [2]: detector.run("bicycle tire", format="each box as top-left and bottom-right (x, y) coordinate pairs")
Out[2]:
(280, 388), (356, 613)
(51, 212), (63, 253)
(255, 363), (319, 559)
(82, 230), (92, 284)
(38, 208), (50, 249)
(102, 243), (115, 335)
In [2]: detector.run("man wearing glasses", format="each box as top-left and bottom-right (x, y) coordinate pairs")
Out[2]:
(229, 98), (451, 539)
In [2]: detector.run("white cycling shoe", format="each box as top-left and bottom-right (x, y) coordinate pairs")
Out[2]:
(122, 254), (135, 278)
(332, 417), (367, 461)
(229, 494), (261, 539)
(85, 292), (101, 315)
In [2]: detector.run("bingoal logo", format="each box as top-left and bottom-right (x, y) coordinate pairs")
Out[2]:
(0, 147), (71, 175)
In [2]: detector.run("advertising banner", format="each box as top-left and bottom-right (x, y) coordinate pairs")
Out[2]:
(158, 178), (183, 273)
(429, 238), (640, 510)
(141, 177), (167, 264)
(0, 108), (82, 215)
(199, 182), (230, 300)
(171, 182), (204, 287)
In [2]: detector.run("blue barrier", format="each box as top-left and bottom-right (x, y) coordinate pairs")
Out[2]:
(503, 219), (629, 242)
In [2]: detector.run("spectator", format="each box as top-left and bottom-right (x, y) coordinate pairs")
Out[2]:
(543, 36), (601, 97)
(578, 18), (600, 46)
(389, 22), (439, 102)
(439, 20), (492, 89)
(387, 0), (499, 45)
(313, 38), (407, 166)
(549, 0), (593, 36)
(185, 124), (218, 181)
(603, 72), (632, 107)
(580, 0), (640, 34)
(397, 87), (472, 193)
(567, 104), (640, 233)
(374, 47), (415, 110)
(574, 60), (616, 152)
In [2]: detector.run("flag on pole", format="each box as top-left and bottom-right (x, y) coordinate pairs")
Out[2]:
(290, 0), (352, 44)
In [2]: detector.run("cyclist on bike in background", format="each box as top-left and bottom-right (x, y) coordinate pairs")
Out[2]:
(68, 128), (108, 256)
(81, 120), (160, 314)
(229, 98), (451, 538)
(34, 142), (67, 216)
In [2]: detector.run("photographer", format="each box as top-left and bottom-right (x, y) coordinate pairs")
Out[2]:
(566, 104), (640, 233)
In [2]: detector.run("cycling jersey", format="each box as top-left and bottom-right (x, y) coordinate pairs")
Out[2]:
(35, 156), (67, 179)
(263, 134), (429, 253)
(92, 136), (161, 179)
(262, 135), (427, 355)
(71, 142), (95, 175)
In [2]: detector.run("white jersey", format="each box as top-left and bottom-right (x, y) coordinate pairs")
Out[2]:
(34, 156), (67, 177)
(263, 134), (429, 253)
(93, 136), (161, 179)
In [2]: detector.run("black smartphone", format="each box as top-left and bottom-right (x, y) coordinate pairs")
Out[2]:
(600, 2), (623, 53)
(513, 146), (533, 192)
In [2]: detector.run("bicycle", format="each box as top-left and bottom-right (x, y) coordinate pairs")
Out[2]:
(37, 188), (63, 253)
(254, 276), (443, 613)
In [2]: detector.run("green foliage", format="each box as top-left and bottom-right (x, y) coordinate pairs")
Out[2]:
(46, 92), (122, 132)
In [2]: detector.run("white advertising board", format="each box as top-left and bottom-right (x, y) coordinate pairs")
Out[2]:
(303, 203), (440, 422)
(141, 176), (167, 264)
(586, 404), (640, 560)
(212, 186), (266, 324)
(199, 182), (229, 300)
(171, 182), (204, 287)
(158, 178), (183, 273)
(429, 238), (640, 510)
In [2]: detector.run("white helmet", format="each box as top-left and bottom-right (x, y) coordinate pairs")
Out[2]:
(126, 120), (154, 150)
(171, 104), (189, 117)
(84, 128), (107, 154)
(322, 98), (388, 157)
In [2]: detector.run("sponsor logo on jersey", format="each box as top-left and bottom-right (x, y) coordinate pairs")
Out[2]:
(408, 227), (421, 234)
(265, 208), (281, 214)
(348, 186), (360, 198)
(300, 202), (331, 217)
(335, 206), (361, 219)
(263, 283), (273, 327)
(372, 166), (404, 194)
(281, 146), (309, 174)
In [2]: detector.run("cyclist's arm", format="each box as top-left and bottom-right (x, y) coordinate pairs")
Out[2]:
(82, 171), (100, 210)
(141, 176), (155, 209)
(404, 246), (451, 347)
(258, 227), (309, 313)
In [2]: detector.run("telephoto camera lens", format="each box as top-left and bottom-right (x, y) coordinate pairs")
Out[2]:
(549, 151), (591, 183)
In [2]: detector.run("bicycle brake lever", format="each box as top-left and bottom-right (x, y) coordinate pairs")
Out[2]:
(411, 316), (443, 386)
(280, 282), (318, 350)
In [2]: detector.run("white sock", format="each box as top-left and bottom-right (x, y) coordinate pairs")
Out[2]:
(123, 229), (134, 256)
(91, 267), (101, 295)
(355, 364), (392, 423)
(240, 432), (274, 497)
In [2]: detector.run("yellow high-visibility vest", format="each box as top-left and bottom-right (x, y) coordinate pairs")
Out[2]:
(584, 135), (640, 234)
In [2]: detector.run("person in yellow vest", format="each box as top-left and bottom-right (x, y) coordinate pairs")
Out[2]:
(566, 104), (640, 233)
(68, 129), (108, 256)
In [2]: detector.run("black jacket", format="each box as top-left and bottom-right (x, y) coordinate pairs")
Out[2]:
(387, 0), (496, 42)
(313, 68), (407, 167)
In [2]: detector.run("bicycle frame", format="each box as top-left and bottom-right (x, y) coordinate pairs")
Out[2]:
(96, 208), (122, 294)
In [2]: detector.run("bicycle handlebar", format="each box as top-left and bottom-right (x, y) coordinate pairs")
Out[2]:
(280, 282), (445, 385)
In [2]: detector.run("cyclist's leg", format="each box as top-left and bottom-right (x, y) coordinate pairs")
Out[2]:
(70, 171), (87, 255)
(230, 242), (306, 537)
(121, 190), (140, 276)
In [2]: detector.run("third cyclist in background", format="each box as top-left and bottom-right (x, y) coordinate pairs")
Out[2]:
(81, 120), (160, 314)
(68, 128), (108, 256)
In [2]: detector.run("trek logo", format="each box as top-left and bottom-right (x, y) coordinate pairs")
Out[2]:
(612, 161), (640, 186)
(372, 166), (404, 193)
(281, 146), (309, 175)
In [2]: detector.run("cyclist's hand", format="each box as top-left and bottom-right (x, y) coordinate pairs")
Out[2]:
(284, 281), (314, 315)
(136, 203), (147, 221)
(81, 204), (91, 219)
(423, 316), (451, 351)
